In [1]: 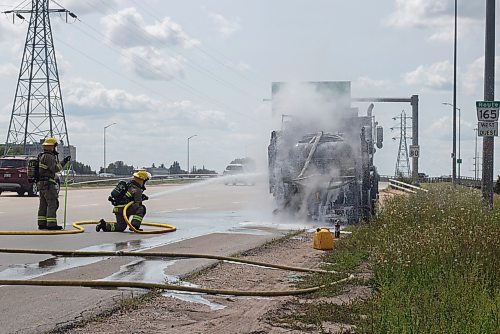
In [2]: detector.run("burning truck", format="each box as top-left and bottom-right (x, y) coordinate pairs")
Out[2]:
(267, 82), (383, 224)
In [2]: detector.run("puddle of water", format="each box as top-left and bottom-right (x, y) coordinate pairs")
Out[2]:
(0, 256), (107, 281)
(162, 281), (226, 311)
(0, 209), (310, 282)
(101, 258), (226, 311)
(100, 259), (178, 283)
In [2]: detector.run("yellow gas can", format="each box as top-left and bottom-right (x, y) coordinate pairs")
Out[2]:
(313, 228), (334, 250)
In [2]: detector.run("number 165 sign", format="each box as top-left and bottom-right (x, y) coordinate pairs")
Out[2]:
(476, 101), (500, 121)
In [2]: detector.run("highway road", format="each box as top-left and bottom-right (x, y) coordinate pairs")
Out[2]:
(0, 177), (315, 334)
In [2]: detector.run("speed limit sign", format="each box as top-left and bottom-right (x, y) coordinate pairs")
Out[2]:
(476, 101), (500, 121)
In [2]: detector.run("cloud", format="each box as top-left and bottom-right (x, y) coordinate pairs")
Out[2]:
(102, 7), (198, 49)
(208, 12), (241, 38)
(56, 0), (119, 15)
(64, 78), (159, 112)
(121, 47), (185, 81)
(462, 56), (500, 95)
(404, 61), (453, 90)
(63, 77), (232, 129)
(0, 63), (17, 77)
(0, 14), (25, 52)
(225, 61), (250, 72)
(355, 76), (391, 89)
(101, 7), (198, 81)
(386, 0), (483, 41)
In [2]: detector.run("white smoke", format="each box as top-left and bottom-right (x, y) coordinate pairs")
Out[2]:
(268, 82), (367, 222)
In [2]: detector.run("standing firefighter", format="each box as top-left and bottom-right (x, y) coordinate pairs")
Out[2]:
(96, 170), (151, 232)
(37, 137), (71, 230)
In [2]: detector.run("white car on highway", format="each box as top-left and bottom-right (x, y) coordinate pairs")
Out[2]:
(222, 163), (254, 185)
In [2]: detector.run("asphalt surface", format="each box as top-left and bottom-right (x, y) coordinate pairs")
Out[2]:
(0, 177), (316, 334)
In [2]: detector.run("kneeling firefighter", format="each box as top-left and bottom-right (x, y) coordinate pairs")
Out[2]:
(96, 170), (151, 232)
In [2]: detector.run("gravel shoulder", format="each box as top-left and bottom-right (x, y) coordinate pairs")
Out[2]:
(63, 232), (334, 334)
(61, 188), (400, 334)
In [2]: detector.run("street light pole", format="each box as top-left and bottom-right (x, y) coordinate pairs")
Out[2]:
(458, 106), (461, 179)
(187, 134), (197, 174)
(474, 127), (479, 180)
(451, 0), (458, 185)
(104, 123), (116, 174)
(443, 102), (461, 180)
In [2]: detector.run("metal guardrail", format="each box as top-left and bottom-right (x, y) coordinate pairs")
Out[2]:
(67, 174), (219, 186)
(426, 176), (482, 188)
(381, 175), (483, 189)
(388, 179), (428, 194)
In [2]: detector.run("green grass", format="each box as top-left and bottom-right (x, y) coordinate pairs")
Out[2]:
(275, 184), (499, 333)
(366, 184), (499, 334)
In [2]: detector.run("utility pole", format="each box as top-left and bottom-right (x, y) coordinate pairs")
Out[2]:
(3, 1), (77, 156)
(481, 0), (495, 208)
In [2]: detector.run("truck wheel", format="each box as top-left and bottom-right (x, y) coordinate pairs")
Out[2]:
(27, 182), (38, 197)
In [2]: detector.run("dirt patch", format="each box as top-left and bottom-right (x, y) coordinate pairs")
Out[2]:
(63, 233), (331, 334)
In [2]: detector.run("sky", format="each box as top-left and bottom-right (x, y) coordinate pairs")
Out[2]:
(0, 0), (499, 176)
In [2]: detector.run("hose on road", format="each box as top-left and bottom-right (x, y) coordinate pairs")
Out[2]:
(0, 201), (176, 235)
(0, 247), (353, 296)
(0, 276), (352, 297)
(0, 248), (335, 273)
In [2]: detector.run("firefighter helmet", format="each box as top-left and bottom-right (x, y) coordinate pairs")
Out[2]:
(133, 170), (151, 181)
(42, 137), (58, 146)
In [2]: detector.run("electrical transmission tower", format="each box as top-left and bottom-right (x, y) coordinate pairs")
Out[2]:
(391, 110), (412, 177)
(3, 0), (76, 156)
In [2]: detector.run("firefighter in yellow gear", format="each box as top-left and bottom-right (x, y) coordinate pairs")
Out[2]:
(96, 170), (151, 232)
(37, 137), (71, 230)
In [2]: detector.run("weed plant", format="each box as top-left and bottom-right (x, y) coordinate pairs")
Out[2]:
(281, 185), (499, 333)
(366, 184), (499, 333)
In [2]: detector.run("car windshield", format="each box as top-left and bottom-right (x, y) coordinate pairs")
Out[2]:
(0, 159), (25, 168)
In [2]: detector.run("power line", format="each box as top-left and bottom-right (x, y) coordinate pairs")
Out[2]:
(128, 0), (268, 85)
(60, 19), (260, 123)
(89, 0), (263, 101)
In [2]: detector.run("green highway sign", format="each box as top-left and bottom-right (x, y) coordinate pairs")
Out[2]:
(476, 101), (500, 108)
(476, 101), (500, 122)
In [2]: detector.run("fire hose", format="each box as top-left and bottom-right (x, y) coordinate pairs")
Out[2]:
(0, 247), (353, 296)
(0, 201), (176, 235)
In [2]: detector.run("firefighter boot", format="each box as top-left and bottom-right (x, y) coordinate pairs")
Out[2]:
(129, 215), (143, 231)
(96, 219), (108, 232)
(46, 225), (63, 230)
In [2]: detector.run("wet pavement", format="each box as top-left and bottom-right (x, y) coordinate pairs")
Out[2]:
(0, 179), (321, 334)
